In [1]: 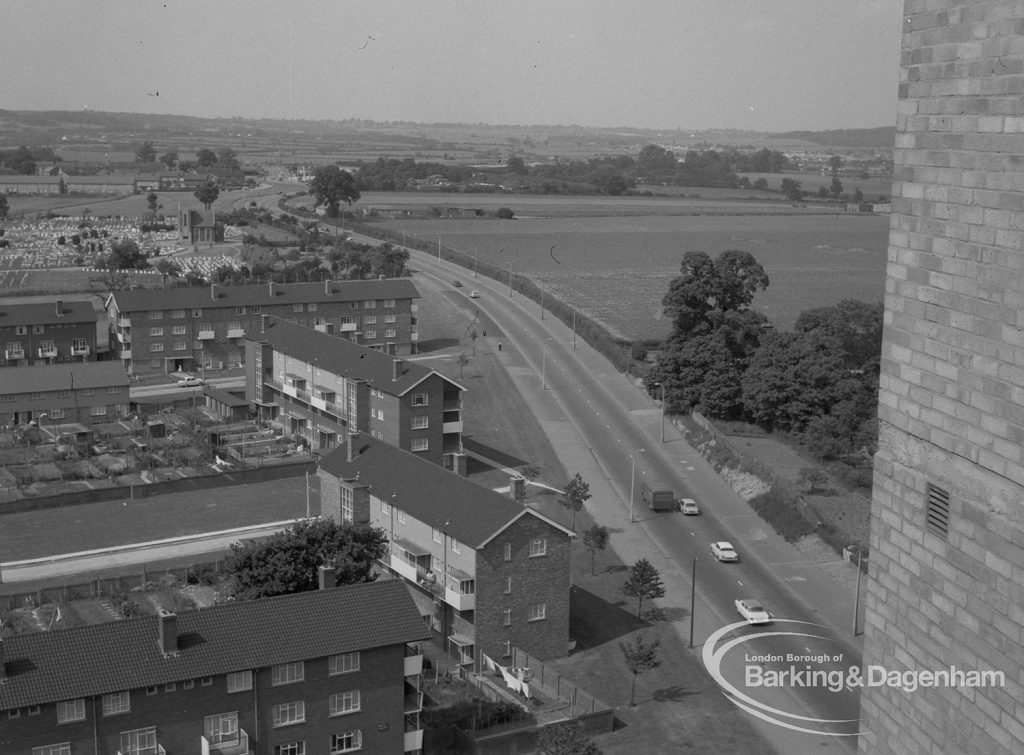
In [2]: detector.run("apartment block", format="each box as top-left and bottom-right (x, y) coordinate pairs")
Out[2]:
(246, 316), (466, 469)
(0, 300), (97, 367)
(106, 279), (419, 377)
(319, 435), (573, 669)
(859, 3), (1024, 753)
(0, 578), (430, 755)
(0, 362), (129, 428)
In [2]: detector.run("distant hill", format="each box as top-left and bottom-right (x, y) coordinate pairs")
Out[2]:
(769, 127), (896, 149)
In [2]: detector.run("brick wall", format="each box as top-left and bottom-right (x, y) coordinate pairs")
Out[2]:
(860, 3), (1024, 753)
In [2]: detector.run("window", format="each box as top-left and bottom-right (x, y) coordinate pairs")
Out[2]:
(107, 385), (122, 393)
(329, 651), (361, 675)
(149, 342), (164, 352)
(503, 608), (512, 626)
(397, 509), (406, 524)
(385, 329), (397, 338)
(102, 691), (130, 715)
(331, 730), (362, 753)
(528, 602), (547, 621)
(15, 325), (27, 335)
(411, 393), (428, 406)
(503, 640), (512, 657)
(529, 538), (547, 557)
(30, 391), (45, 400)
(172, 309), (186, 318)
(251, 305), (262, 314)
(411, 438), (429, 452)
(33, 745), (71, 755)
(172, 325), (187, 335)
(272, 700), (306, 727)
(119, 727), (156, 755)
(50, 408), (65, 419)
(451, 538), (461, 554)
(173, 341), (187, 351)
(293, 304), (304, 313)
(341, 486), (353, 524)
(503, 543), (512, 561)
(8, 709), (20, 719)
(192, 308), (203, 317)
(432, 527), (443, 544)
(40, 339), (55, 353)
(32, 324), (45, 334)
(926, 483), (951, 537)
(364, 315), (377, 325)
(504, 577), (512, 594)
(384, 314), (397, 324)
(146, 686), (157, 696)
(90, 405), (107, 417)
(235, 306), (246, 315)
(149, 311), (163, 320)
(6, 341), (23, 356)
(364, 330), (376, 340)
(201, 676), (214, 687)
(57, 389), (71, 398)
(350, 301), (359, 309)
(381, 499), (391, 516)
(81, 388), (95, 396)
(226, 670), (252, 692)
(183, 679), (195, 689)
(271, 661), (305, 685)
(56, 699), (85, 724)
(329, 690), (361, 716)
(204, 712), (240, 746)
(275, 743), (305, 755)
(308, 302), (317, 312)
(383, 298), (396, 308)
(28, 705), (40, 716)
(164, 682), (176, 692)
(0, 394), (14, 402)
(364, 300), (376, 309)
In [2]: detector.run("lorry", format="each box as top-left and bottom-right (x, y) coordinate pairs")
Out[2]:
(641, 480), (675, 511)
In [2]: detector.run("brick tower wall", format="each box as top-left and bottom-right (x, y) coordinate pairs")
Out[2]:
(860, 2), (1024, 753)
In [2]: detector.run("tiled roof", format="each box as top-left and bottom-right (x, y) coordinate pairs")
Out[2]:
(1, 362), (129, 393)
(319, 435), (570, 547)
(0, 579), (429, 709)
(0, 300), (97, 327)
(256, 317), (463, 396)
(109, 279), (420, 312)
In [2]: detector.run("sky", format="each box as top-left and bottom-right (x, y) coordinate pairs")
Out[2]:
(2, 0), (905, 132)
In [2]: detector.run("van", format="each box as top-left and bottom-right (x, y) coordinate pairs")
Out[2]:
(641, 480), (675, 511)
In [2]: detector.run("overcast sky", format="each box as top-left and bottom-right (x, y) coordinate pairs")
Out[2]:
(3, 0), (904, 132)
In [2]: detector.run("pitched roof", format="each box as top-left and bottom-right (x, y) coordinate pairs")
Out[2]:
(0, 300), (97, 327)
(0, 579), (429, 709)
(1, 362), (129, 393)
(109, 279), (420, 313)
(256, 316), (464, 396)
(319, 435), (572, 547)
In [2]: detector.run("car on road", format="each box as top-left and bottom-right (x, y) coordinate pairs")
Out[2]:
(735, 598), (772, 625)
(468, 290), (480, 298)
(679, 498), (700, 515)
(452, 280), (463, 287)
(177, 376), (204, 387)
(711, 541), (739, 562)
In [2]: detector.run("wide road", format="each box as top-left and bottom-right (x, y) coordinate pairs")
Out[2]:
(407, 248), (864, 753)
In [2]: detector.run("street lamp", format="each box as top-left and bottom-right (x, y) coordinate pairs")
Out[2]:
(507, 260), (513, 297)
(472, 250), (478, 277)
(653, 382), (666, 442)
(629, 448), (645, 523)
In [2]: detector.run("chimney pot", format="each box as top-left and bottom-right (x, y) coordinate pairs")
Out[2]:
(157, 609), (178, 655)
(318, 564), (336, 590)
(55, 299), (64, 317)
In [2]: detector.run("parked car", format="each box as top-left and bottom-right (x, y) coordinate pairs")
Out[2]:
(711, 541), (739, 562)
(453, 280), (463, 287)
(177, 375), (204, 387)
(468, 290), (480, 298)
(735, 598), (772, 625)
(679, 498), (700, 515)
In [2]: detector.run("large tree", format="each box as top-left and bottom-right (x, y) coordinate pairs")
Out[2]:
(621, 558), (665, 617)
(660, 250), (768, 338)
(309, 164), (361, 218)
(559, 473), (591, 531)
(619, 634), (662, 706)
(0, 195), (7, 219)
(217, 147), (240, 170)
(226, 519), (388, 601)
(194, 182), (220, 210)
(159, 150), (179, 169)
(582, 524), (609, 576)
(195, 148), (218, 168)
(135, 140), (156, 163)
(104, 239), (149, 270)
(9, 146), (36, 175)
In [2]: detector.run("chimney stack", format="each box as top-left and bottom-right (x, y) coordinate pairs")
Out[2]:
(268, 281), (275, 297)
(318, 564), (336, 590)
(0, 637), (5, 683)
(324, 278), (331, 295)
(347, 431), (358, 463)
(157, 609), (178, 655)
(55, 299), (64, 317)
(210, 283), (217, 302)
(392, 359), (402, 381)
(261, 313), (269, 334)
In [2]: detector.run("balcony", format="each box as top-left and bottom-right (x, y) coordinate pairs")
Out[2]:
(120, 348), (132, 360)
(411, 303), (418, 313)
(339, 322), (358, 332)
(404, 689), (424, 715)
(405, 653), (424, 677)
(227, 327), (245, 339)
(37, 346), (58, 358)
(442, 420), (464, 434)
(404, 730), (424, 752)
(314, 323), (328, 333)
(116, 330), (131, 344)
(444, 583), (475, 611)
(198, 329), (215, 340)
(390, 552), (427, 584)
(71, 345), (90, 357)
(5, 348), (24, 361)
(201, 728), (251, 755)
(117, 317), (131, 328)
(118, 747), (165, 755)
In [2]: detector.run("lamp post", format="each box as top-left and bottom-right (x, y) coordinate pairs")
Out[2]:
(507, 260), (513, 297)
(629, 448), (645, 523)
(472, 253), (478, 277)
(653, 382), (666, 442)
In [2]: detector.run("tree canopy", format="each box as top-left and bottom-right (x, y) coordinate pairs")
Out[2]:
(135, 141), (156, 163)
(195, 148), (218, 167)
(226, 519), (388, 601)
(559, 473), (591, 531)
(660, 250), (769, 337)
(622, 558), (665, 617)
(309, 165), (361, 217)
(194, 182), (220, 210)
(619, 634), (662, 706)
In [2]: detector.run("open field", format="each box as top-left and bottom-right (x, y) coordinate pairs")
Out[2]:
(365, 195), (889, 336)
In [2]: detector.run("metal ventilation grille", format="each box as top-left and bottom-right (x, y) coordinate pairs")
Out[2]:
(925, 483), (950, 537)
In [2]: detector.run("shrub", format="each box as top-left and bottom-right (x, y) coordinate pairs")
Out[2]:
(747, 485), (814, 542)
(495, 206), (515, 219)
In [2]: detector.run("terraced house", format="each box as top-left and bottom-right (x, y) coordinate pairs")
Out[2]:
(0, 300), (98, 367)
(0, 578), (430, 755)
(246, 316), (466, 469)
(0, 362), (129, 428)
(106, 279), (419, 377)
(319, 435), (574, 670)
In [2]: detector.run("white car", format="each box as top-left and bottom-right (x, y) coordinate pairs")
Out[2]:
(177, 376), (204, 387)
(711, 541), (739, 562)
(679, 498), (700, 515)
(735, 599), (772, 625)
(468, 290), (480, 298)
